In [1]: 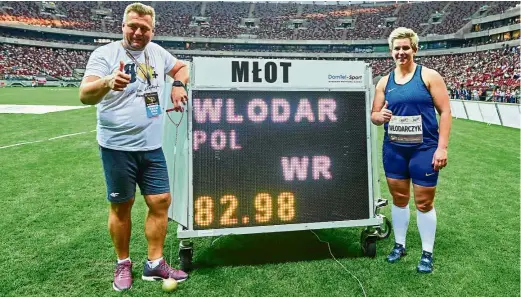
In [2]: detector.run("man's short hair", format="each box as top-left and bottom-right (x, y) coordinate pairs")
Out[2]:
(388, 27), (419, 52)
(123, 2), (156, 28)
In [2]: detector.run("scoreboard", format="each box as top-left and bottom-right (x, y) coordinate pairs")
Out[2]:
(192, 90), (369, 229)
(164, 58), (382, 238)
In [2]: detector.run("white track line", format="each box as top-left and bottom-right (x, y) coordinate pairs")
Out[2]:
(48, 131), (89, 141)
(0, 140), (45, 149)
(0, 129), (96, 150)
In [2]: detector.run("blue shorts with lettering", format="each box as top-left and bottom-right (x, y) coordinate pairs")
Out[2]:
(382, 142), (439, 187)
(99, 146), (170, 203)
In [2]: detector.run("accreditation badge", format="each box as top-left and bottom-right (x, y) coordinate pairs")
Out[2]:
(144, 92), (161, 118)
(388, 115), (423, 143)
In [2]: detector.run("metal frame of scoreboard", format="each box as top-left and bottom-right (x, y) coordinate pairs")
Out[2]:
(164, 57), (390, 269)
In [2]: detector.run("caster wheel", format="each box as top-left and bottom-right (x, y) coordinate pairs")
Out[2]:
(179, 243), (193, 272)
(376, 216), (392, 240)
(360, 231), (377, 258)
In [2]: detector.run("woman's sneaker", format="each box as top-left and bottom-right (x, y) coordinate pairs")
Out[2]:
(113, 260), (132, 291)
(386, 243), (407, 263)
(142, 258), (188, 282)
(417, 251), (434, 273)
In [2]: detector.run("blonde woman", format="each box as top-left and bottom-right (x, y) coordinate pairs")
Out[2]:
(371, 27), (452, 273)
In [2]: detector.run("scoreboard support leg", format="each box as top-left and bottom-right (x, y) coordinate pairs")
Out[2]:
(360, 198), (392, 257)
(179, 240), (194, 272)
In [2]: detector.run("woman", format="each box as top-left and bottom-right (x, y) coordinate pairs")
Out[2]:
(371, 27), (452, 273)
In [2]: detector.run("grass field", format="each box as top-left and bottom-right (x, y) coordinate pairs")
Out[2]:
(0, 87), (519, 297)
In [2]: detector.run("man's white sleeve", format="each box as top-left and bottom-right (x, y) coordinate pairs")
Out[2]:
(84, 48), (110, 79)
(162, 47), (178, 75)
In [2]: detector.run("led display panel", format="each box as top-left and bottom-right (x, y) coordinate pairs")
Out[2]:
(191, 90), (369, 230)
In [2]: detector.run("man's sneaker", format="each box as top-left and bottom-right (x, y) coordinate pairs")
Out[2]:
(113, 260), (132, 291)
(386, 243), (407, 263)
(417, 251), (434, 273)
(142, 258), (188, 282)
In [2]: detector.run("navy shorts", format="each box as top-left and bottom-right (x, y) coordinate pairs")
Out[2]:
(382, 142), (439, 187)
(99, 146), (170, 203)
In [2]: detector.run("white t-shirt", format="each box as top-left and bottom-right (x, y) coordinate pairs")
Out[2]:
(84, 41), (177, 151)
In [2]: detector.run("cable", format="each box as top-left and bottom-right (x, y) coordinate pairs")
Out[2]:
(309, 230), (367, 297)
(210, 235), (225, 247)
(166, 108), (185, 266)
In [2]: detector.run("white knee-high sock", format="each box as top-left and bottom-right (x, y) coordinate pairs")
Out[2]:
(417, 208), (437, 253)
(392, 204), (410, 247)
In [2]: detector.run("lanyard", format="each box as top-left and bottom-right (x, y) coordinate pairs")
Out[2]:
(124, 48), (151, 86)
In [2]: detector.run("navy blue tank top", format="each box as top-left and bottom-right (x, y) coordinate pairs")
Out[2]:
(383, 65), (439, 148)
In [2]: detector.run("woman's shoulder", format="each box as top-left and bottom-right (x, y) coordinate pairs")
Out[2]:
(419, 65), (441, 78)
(376, 72), (392, 88)
(419, 65), (444, 88)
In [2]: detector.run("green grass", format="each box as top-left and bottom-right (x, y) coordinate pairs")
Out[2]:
(0, 88), (519, 297)
(0, 87), (83, 106)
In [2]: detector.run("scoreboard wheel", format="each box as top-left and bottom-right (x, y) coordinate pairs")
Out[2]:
(376, 215), (392, 240)
(179, 241), (194, 272)
(360, 230), (377, 258)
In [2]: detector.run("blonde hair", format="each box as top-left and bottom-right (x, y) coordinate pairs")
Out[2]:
(123, 2), (156, 28)
(388, 27), (419, 51)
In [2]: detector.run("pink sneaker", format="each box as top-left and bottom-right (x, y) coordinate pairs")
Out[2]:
(142, 258), (188, 282)
(113, 260), (132, 291)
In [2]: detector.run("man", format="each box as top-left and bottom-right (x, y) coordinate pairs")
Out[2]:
(79, 2), (188, 291)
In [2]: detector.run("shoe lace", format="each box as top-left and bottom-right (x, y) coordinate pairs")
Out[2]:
(116, 263), (131, 279)
(159, 260), (178, 277)
(420, 254), (432, 265)
(391, 244), (403, 255)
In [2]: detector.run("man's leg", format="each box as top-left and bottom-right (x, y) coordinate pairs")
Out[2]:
(109, 199), (135, 291)
(99, 146), (139, 291)
(109, 198), (135, 260)
(143, 193), (170, 260)
(139, 148), (188, 282)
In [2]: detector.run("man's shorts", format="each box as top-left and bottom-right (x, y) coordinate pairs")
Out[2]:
(99, 146), (170, 203)
(382, 142), (439, 187)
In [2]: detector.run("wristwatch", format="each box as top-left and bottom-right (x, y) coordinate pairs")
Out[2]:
(173, 80), (185, 88)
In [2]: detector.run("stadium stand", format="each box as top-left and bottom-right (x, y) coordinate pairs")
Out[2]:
(419, 46), (520, 102)
(1, 42), (518, 90)
(486, 1), (520, 16)
(0, 1), (518, 39)
(394, 2), (446, 35)
(0, 1), (519, 102)
(0, 43), (72, 78)
(428, 1), (487, 35)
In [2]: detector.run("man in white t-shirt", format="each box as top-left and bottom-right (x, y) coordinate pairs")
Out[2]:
(79, 2), (188, 291)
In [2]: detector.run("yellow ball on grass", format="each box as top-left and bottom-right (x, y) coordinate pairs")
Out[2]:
(162, 278), (178, 292)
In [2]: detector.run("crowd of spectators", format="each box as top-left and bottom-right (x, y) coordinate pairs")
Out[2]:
(1, 1), (518, 101)
(0, 1), (518, 39)
(199, 1), (249, 38)
(0, 43), (89, 79)
(2, 42), (518, 102)
(366, 58), (394, 77)
(0, 1), (99, 31)
(394, 2), (446, 34)
(486, 1), (519, 15)
(419, 45), (520, 103)
(428, 1), (487, 35)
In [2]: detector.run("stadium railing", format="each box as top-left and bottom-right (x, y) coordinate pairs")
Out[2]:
(449, 99), (520, 129)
